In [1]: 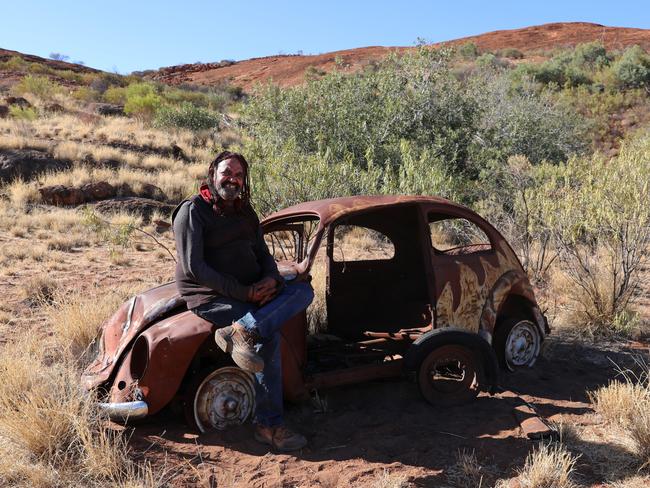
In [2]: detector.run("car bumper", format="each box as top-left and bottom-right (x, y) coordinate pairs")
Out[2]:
(98, 400), (149, 421)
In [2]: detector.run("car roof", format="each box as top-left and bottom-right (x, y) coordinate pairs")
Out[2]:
(262, 195), (474, 227)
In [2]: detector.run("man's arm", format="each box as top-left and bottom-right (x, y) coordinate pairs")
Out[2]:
(173, 202), (250, 302)
(254, 226), (283, 284)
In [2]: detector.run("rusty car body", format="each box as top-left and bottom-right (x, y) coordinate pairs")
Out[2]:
(82, 195), (549, 431)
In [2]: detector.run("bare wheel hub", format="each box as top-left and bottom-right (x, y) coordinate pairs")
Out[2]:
(193, 367), (255, 432)
(505, 320), (540, 369)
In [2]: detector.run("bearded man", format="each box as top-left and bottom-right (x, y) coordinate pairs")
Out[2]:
(172, 151), (313, 452)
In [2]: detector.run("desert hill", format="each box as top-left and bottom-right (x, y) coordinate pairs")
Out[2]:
(146, 22), (650, 90)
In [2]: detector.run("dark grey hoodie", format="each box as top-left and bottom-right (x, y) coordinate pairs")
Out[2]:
(172, 194), (281, 309)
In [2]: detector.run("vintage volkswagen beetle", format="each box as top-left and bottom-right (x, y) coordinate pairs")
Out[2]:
(82, 195), (549, 431)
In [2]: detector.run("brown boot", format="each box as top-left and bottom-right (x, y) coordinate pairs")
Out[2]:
(214, 324), (264, 373)
(254, 424), (307, 452)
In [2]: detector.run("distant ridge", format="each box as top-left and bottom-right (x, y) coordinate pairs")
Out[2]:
(145, 22), (650, 90)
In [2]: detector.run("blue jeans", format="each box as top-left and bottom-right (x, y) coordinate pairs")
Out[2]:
(193, 281), (314, 427)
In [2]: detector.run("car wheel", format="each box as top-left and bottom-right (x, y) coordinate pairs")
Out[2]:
(417, 344), (484, 407)
(494, 318), (541, 371)
(186, 366), (256, 433)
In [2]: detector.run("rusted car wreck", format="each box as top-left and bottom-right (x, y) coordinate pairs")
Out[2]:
(82, 195), (549, 431)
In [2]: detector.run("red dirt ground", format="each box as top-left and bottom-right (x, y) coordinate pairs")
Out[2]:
(146, 22), (650, 91)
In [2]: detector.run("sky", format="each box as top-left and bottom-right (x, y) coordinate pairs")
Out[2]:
(2, 0), (650, 74)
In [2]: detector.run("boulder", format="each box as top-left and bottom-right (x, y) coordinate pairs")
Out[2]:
(171, 144), (190, 163)
(39, 185), (86, 206)
(45, 103), (65, 113)
(118, 182), (167, 201)
(89, 103), (125, 116)
(94, 197), (174, 221)
(0, 149), (72, 183)
(0, 105), (8, 118)
(5, 96), (31, 108)
(80, 181), (116, 200)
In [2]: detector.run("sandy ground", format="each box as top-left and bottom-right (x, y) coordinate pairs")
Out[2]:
(128, 334), (647, 487)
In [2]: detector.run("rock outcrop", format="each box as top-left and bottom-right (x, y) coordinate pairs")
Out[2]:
(0, 149), (71, 183)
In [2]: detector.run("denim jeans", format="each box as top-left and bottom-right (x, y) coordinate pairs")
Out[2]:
(192, 281), (314, 427)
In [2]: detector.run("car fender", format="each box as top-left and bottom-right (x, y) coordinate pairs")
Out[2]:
(404, 328), (499, 394)
(478, 270), (547, 339)
(106, 311), (215, 415)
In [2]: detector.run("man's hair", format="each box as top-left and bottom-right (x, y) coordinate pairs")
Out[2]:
(206, 151), (251, 209)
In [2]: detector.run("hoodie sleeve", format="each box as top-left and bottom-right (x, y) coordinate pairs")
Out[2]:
(173, 201), (250, 302)
(254, 226), (283, 284)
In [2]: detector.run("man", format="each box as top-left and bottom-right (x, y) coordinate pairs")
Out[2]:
(172, 150), (314, 452)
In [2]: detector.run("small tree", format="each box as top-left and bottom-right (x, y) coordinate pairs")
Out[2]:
(49, 52), (70, 62)
(613, 45), (650, 91)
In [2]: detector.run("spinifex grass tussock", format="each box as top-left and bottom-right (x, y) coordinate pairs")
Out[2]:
(0, 330), (160, 487)
(590, 362), (650, 469)
(45, 287), (130, 363)
(371, 469), (411, 488)
(5, 178), (41, 208)
(446, 449), (487, 488)
(514, 443), (580, 488)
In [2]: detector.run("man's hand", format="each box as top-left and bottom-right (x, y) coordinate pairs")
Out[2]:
(248, 277), (279, 305)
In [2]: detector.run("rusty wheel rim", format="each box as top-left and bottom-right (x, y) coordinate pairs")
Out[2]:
(193, 367), (255, 432)
(504, 320), (540, 370)
(418, 344), (481, 406)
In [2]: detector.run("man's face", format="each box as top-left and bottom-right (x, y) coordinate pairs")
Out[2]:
(214, 158), (244, 201)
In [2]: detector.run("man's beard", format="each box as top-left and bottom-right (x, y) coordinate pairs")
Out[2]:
(216, 182), (242, 201)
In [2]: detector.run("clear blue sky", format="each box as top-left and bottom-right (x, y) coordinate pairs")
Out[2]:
(2, 1), (649, 73)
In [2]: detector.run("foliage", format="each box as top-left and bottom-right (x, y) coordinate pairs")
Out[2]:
(242, 47), (587, 196)
(103, 86), (127, 104)
(153, 102), (220, 131)
(8, 105), (38, 121)
(458, 42), (480, 60)
(549, 137), (650, 332)
(72, 85), (99, 101)
(498, 48), (524, 59)
(470, 71), (589, 168)
(612, 45), (650, 90)
(480, 136), (650, 335)
(12, 74), (62, 99)
(515, 41), (610, 87)
(0, 55), (30, 71)
(123, 83), (162, 118)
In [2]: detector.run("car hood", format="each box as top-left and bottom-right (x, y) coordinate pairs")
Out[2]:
(81, 282), (185, 390)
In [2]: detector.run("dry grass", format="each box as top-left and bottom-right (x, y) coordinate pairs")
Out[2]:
(371, 469), (411, 488)
(307, 256), (327, 333)
(514, 443), (579, 488)
(0, 329), (161, 487)
(4, 178), (41, 208)
(609, 475), (650, 487)
(19, 275), (58, 306)
(45, 287), (131, 362)
(445, 449), (486, 487)
(590, 364), (650, 469)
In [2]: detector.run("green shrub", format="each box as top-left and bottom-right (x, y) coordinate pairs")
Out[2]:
(612, 45), (650, 89)
(459, 42), (480, 60)
(498, 48), (524, 59)
(0, 56), (30, 72)
(122, 82), (162, 118)
(103, 86), (127, 104)
(9, 105), (38, 121)
(153, 102), (220, 131)
(123, 92), (161, 118)
(72, 86), (99, 102)
(515, 42), (610, 88)
(13, 75), (61, 99)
